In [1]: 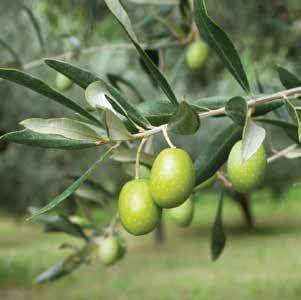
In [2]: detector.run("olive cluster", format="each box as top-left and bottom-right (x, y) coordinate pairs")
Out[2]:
(119, 148), (196, 235)
(96, 139), (267, 266)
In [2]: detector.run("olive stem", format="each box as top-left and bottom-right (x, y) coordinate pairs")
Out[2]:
(217, 171), (232, 189)
(162, 127), (176, 148)
(135, 137), (148, 179)
(267, 143), (298, 163)
(132, 86), (301, 141)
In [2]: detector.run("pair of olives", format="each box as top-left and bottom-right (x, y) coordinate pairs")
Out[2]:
(118, 148), (196, 235)
(97, 235), (126, 266)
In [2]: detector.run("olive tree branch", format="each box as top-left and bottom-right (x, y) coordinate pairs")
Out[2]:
(267, 143), (298, 163)
(132, 86), (301, 140)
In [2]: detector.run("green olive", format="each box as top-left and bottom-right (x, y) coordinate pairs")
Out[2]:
(56, 73), (73, 92)
(186, 40), (209, 70)
(168, 197), (194, 227)
(227, 141), (267, 194)
(150, 148), (195, 208)
(118, 179), (161, 235)
(98, 236), (121, 266)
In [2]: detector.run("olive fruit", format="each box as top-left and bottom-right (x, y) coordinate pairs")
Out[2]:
(168, 197), (194, 227)
(150, 148), (195, 208)
(98, 236), (121, 266)
(118, 179), (161, 235)
(186, 40), (209, 70)
(56, 73), (73, 91)
(227, 141), (267, 194)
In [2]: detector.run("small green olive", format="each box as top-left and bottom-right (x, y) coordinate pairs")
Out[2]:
(186, 40), (209, 70)
(118, 179), (161, 236)
(98, 236), (121, 266)
(56, 73), (73, 92)
(150, 148), (195, 208)
(168, 197), (194, 227)
(227, 141), (267, 193)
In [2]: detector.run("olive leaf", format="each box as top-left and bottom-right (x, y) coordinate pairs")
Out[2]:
(211, 191), (226, 261)
(193, 0), (250, 93)
(242, 118), (266, 162)
(105, 110), (133, 141)
(168, 101), (200, 135)
(194, 123), (242, 184)
(285, 100), (301, 143)
(103, 0), (178, 105)
(277, 66), (301, 89)
(225, 96), (248, 125)
(0, 129), (101, 150)
(85, 81), (115, 111)
(29, 208), (87, 240)
(0, 68), (101, 126)
(112, 147), (155, 167)
(20, 118), (108, 143)
(107, 73), (144, 103)
(28, 145), (117, 219)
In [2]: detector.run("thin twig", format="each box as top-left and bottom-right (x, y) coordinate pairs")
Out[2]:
(267, 144), (298, 163)
(162, 127), (176, 148)
(135, 137), (148, 179)
(217, 171), (232, 189)
(131, 86), (301, 141)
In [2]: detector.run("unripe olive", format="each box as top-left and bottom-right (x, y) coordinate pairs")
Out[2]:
(186, 40), (209, 70)
(150, 148), (195, 208)
(227, 141), (267, 194)
(118, 179), (161, 235)
(168, 197), (194, 227)
(98, 236), (120, 266)
(56, 73), (73, 92)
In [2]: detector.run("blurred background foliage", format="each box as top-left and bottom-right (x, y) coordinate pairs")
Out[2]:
(0, 0), (300, 215)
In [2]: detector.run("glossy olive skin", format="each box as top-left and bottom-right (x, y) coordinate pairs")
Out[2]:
(56, 73), (73, 91)
(98, 236), (121, 266)
(186, 40), (209, 70)
(150, 148), (195, 208)
(168, 197), (194, 227)
(118, 179), (161, 236)
(227, 141), (267, 194)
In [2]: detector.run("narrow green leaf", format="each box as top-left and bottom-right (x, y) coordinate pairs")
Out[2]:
(168, 101), (200, 135)
(28, 145), (117, 219)
(105, 110), (133, 141)
(0, 68), (100, 126)
(0, 40), (22, 65)
(225, 96), (247, 125)
(85, 81), (115, 111)
(285, 100), (301, 142)
(44, 60), (151, 129)
(0, 129), (101, 150)
(21, 4), (45, 54)
(112, 147), (155, 167)
(277, 66), (301, 89)
(193, 0), (250, 93)
(194, 123), (242, 184)
(20, 118), (108, 143)
(103, 0), (178, 104)
(29, 208), (87, 239)
(242, 118), (266, 162)
(107, 73), (144, 102)
(211, 191), (226, 261)
(256, 117), (299, 143)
